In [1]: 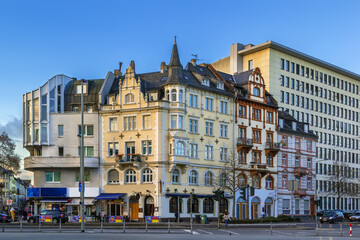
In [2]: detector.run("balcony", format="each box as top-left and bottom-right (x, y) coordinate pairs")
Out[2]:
(294, 189), (307, 197)
(116, 154), (143, 169)
(294, 167), (307, 177)
(249, 162), (268, 176)
(237, 138), (254, 153)
(0, 178), (9, 183)
(24, 156), (99, 170)
(265, 142), (281, 156)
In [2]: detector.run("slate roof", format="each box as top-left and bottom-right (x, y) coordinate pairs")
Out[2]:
(278, 111), (317, 139)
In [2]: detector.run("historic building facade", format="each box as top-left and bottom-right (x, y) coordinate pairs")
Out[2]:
(277, 111), (317, 217)
(213, 41), (360, 211)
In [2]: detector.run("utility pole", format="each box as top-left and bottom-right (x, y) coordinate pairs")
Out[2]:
(190, 191), (193, 234)
(80, 80), (85, 232)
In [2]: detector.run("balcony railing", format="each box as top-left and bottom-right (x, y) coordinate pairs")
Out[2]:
(294, 167), (307, 177)
(237, 138), (254, 146)
(294, 189), (307, 196)
(265, 142), (281, 150)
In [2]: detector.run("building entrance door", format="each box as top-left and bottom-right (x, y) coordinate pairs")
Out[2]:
(144, 196), (154, 216)
(251, 197), (260, 219)
(129, 197), (139, 221)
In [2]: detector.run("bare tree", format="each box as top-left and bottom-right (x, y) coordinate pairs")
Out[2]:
(0, 131), (21, 171)
(216, 151), (240, 218)
(327, 160), (358, 210)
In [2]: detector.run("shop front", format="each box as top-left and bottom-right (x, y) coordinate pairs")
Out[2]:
(94, 193), (126, 222)
(27, 187), (68, 215)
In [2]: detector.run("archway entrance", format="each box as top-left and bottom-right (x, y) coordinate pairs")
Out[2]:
(129, 196), (139, 221)
(251, 197), (260, 219)
(144, 196), (154, 217)
(264, 197), (273, 217)
(236, 197), (248, 220)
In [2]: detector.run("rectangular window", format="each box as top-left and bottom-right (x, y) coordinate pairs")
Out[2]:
(280, 58), (284, 70)
(109, 117), (118, 131)
(142, 115), (151, 129)
(239, 105), (246, 118)
(78, 125), (94, 136)
(220, 101), (228, 114)
(123, 116), (136, 131)
(205, 98), (213, 111)
(205, 121), (214, 136)
(252, 151), (261, 163)
(108, 142), (119, 156)
(220, 147), (228, 161)
(307, 140), (312, 151)
(76, 84), (87, 94)
(280, 75), (284, 86)
(189, 94), (198, 108)
(282, 154), (288, 166)
(58, 125), (64, 137)
(252, 108), (261, 121)
(189, 143), (198, 158)
(266, 112), (273, 123)
(253, 129), (261, 143)
(58, 147), (64, 157)
(178, 115), (184, 129)
(238, 150), (246, 164)
(45, 171), (61, 183)
(220, 124), (228, 138)
(189, 119), (198, 133)
(285, 60), (289, 71)
(248, 60), (253, 70)
(171, 115), (177, 129)
(205, 145), (213, 160)
(142, 140), (152, 155)
(291, 62), (295, 73)
(76, 170), (91, 182)
(78, 146), (94, 157)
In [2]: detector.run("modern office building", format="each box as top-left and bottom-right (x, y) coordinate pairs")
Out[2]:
(213, 41), (360, 211)
(277, 111), (317, 217)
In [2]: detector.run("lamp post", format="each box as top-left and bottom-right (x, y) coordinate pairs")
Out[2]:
(190, 189), (194, 234)
(80, 79), (85, 233)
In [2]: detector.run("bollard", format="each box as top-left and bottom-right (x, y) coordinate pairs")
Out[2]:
(168, 219), (170, 233)
(123, 217), (125, 233)
(350, 223), (352, 237)
(2, 217), (5, 232)
(270, 221), (273, 236)
(39, 218), (41, 232)
(59, 217), (62, 233)
(316, 222), (319, 236)
(146, 220), (148, 233)
(100, 216), (103, 233)
(20, 217), (23, 232)
(340, 222), (342, 236)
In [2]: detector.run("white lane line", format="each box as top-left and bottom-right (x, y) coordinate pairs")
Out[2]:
(197, 229), (214, 235)
(218, 229), (240, 235)
(183, 229), (200, 235)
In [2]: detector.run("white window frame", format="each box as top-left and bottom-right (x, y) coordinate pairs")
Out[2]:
(45, 171), (61, 183)
(205, 145), (214, 160)
(189, 94), (198, 108)
(142, 169), (153, 183)
(142, 115), (151, 129)
(125, 169), (136, 183)
(189, 118), (198, 133)
(58, 125), (64, 137)
(142, 140), (152, 155)
(125, 93), (135, 104)
(175, 141), (186, 156)
(205, 121), (214, 136)
(205, 171), (214, 186)
(78, 125), (94, 136)
(220, 147), (228, 161)
(220, 124), (228, 138)
(109, 117), (118, 132)
(171, 169), (180, 184)
(189, 143), (198, 158)
(123, 116), (136, 131)
(108, 142), (119, 157)
(220, 101), (228, 114)
(205, 97), (214, 111)
(188, 170), (198, 185)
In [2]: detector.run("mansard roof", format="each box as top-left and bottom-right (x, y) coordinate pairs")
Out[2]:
(278, 111), (317, 139)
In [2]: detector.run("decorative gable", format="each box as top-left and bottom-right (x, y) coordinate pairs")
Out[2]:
(248, 67), (266, 103)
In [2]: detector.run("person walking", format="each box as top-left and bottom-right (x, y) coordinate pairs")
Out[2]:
(10, 207), (15, 222)
(224, 210), (231, 228)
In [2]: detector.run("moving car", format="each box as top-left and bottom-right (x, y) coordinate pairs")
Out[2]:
(27, 210), (69, 224)
(0, 213), (12, 223)
(319, 211), (344, 224)
(349, 211), (360, 221)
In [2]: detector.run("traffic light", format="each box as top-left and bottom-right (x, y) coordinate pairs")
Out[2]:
(240, 187), (246, 201)
(250, 187), (255, 196)
(213, 189), (222, 201)
(220, 191), (224, 198)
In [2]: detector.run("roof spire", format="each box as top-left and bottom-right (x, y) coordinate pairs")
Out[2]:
(169, 36), (182, 68)
(164, 38), (185, 85)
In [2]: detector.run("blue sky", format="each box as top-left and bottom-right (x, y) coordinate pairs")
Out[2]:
(1, 0), (360, 164)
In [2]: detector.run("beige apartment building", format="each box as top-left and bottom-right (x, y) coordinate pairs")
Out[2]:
(213, 41), (360, 211)
(98, 40), (235, 221)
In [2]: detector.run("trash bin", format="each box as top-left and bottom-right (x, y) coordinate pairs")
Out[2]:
(200, 215), (207, 224)
(195, 215), (201, 223)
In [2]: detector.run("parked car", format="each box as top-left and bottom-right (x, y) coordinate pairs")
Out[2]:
(0, 213), (12, 223)
(27, 210), (68, 224)
(319, 211), (344, 224)
(317, 210), (332, 217)
(349, 211), (360, 221)
(344, 210), (359, 219)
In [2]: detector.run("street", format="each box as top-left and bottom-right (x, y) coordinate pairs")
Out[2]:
(2, 222), (360, 239)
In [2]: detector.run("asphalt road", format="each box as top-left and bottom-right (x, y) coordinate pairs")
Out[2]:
(2, 222), (360, 239)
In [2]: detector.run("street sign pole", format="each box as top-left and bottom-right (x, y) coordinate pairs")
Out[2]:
(80, 80), (85, 233)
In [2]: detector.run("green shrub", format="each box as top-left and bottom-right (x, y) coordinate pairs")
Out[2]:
(229, 215), (301, 224)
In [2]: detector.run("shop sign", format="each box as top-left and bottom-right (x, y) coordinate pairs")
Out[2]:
(40, 215), (52, 223)
(73, 216), (86, 223)
(6, 200), (12, 206)
(145, 216), (159, 223)
(109, 216), (123, 223)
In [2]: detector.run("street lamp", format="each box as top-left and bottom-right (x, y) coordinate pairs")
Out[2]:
(80, 79), (86, 233)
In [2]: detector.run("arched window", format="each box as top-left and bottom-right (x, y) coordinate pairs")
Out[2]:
(203, 197), (214, 213)
(205, 172), (214, 186)
(252, 175), (260, 189)
(108, 169), (119, 184)
(172, 169), (180, 184)
(125, 169), (136, 183)
(166, 90), (170, 101)
(169, 197), (181, 213)
(253, 87), (260, 97)
(171, 89), (177, 102)
(142, 168), (153, 183)
(179, 89), (183, 102)
(188, 170), (198, 185)
(175, 141), (185, 156)
(238, 174), (247, 188)
(219, 198), (228, 214)
(187, 197), (199, 213)
(219, 172), (227, 187)
(265, 176), (273, 189)
(125, 93), (135, 103)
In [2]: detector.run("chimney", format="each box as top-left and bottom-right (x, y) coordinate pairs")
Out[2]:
(160, 62), (167, 73)
(114, 69), (119, 76)
(191, 59), (197, 66)
(130, 60), (135, 71)
(119, 62), (123, 76)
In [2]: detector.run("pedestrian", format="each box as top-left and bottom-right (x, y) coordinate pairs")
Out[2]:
(10, 207), (15, 222)
(23, 209), (28, 220)
(224, 210), (231, 228)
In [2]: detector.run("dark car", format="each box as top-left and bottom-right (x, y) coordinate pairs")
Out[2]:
(349, 211), (360, 221)
(317, 210), (332, 217)
(320, 211), (344, 224)
(0, 213), (12, 223)
(27, 210), (68, 224)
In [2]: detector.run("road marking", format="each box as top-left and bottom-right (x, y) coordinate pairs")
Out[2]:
(183, 229), (200, 234)
(197, 229), (214, 235)
(218, 229), (240, 235)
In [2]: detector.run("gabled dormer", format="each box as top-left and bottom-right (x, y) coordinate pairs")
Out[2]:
(248, 67), (266, 103)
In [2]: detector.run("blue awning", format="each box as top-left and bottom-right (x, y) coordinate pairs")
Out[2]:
(94, 193), (126, 200)
(40, 198), (68, 203)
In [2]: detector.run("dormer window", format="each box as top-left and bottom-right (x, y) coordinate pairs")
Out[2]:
(253, 87), (260, 97)
(202, 78), (210, 86)
(76, 84), (87, 94)
(217, 82), (224, 90)
(125, 93), (135, 104)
